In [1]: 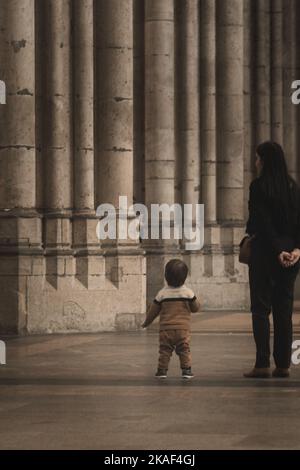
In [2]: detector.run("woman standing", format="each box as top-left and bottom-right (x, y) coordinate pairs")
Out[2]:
(244, 141), (300, 378)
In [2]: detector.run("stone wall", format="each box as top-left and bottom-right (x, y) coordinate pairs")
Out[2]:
(0, 0), (299, 334)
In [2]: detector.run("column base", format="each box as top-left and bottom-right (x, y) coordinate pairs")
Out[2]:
(0, 212), (147, 334)
(0, 220), (251, 334)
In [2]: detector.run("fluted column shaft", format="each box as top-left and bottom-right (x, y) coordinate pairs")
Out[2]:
(200, 0), (217, 224)
(96, 0), (134, 208)
(133, 0), (145, 205)
(271, 0), (283, 143)
(283, 0), (297, 179)
(243, 0), (254, 214)
(254, 0), (271, 144)
(44, 0), (72, 211)
(0, 0), (35, 209)
(145, 0), (175, 206)
(72, 0), (97, 261)
(176, 0), (200, 211)
(73, 0), (94, 212)
(217, 0), (244, 222)
(40, 0), (73, 255)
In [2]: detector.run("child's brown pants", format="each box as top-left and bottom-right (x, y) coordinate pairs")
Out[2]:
(158, 329), (191, 370)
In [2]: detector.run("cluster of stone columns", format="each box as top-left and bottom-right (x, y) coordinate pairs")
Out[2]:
(1, 0), (300, 333)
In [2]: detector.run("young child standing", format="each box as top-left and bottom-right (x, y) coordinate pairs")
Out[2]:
(142, 259), (200, 379)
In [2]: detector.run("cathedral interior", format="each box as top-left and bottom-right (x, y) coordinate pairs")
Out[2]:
(0, 0), (300, 334)
(0, 0), (300, 452)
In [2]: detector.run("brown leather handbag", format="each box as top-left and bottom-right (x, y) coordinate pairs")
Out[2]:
(239, 235), (255, 265)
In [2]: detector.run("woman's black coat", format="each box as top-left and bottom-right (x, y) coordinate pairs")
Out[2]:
(246, 177), (300, 255)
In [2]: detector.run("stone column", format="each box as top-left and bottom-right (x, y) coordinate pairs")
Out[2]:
(217, 0), (244, 222)
(200, 0), (217, 224)
(133, 0), (145, 205)
(72, 0), (99, 287)
(39, 0), (73, 294)
(95, 0), (145, 306)
(283, 0), (298, 180)
(96, 0), (134, 209)
(176, 0), (200, 212)
(0, 0), (40, 333)
(43, 0), (72, 256)
(145, 0), (176, 304)
(0, 0), (36, 210)
(73, 0), (94, 213)
(145, 0), (175, 207)
(271, 0), (283, 143)
(243, 0), (255, 213)
(44, 0), (72, 212)
(254, 0), (271, 144)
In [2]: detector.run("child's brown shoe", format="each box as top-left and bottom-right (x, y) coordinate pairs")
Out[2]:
(155, 369), (167, 379)
(182, 368), (194, 379)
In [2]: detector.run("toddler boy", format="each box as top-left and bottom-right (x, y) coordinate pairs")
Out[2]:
(142, 259), (200, 379)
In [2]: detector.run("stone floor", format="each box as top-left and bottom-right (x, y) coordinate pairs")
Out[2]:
(1, 312), (300, 450)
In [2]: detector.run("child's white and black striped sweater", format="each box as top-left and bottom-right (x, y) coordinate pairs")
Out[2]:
(142, 284), (200, 331)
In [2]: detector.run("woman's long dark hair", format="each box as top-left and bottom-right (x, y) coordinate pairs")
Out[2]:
(256, 141), (297, 225)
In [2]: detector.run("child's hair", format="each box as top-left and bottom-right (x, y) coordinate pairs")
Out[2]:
(165, 259), (188, 287)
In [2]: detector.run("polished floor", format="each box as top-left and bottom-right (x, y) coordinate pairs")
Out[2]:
(1, 314), (300, 450)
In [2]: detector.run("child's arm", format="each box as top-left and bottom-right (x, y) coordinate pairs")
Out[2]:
(141, 301), (161, 328)
(189, 296), (201, 313)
